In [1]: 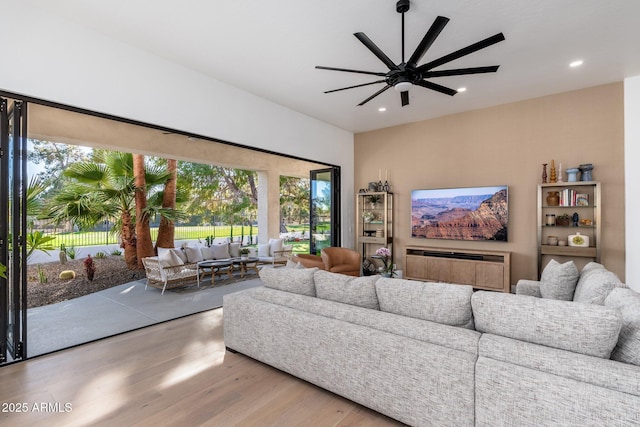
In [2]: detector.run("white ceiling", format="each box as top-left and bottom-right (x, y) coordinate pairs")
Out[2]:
(25, 0), (640, 133)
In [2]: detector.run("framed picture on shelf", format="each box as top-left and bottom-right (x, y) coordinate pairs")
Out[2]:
(576, 194), (589, 206)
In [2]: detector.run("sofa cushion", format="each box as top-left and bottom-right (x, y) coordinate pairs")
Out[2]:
(314, 270), (380, 310)
(259, 267), (318, 296)
(257, 243), (270, 257)
(183, 246), (204, 263)
(229, 242), (241, 258)
(573, 263), (625, 305)
(539, 259), (579, 301)
(376, 278), (474, 328)
(605, 288), (640, 366)
(210, 244), (231, 260)
(158, 248), (184, 267)
(472, 291), (622, 358)
(268, 238), (284, 255)
(200, 246), (215, 260)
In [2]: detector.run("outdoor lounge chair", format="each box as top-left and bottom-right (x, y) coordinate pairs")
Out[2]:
(142, 256), (199, 295)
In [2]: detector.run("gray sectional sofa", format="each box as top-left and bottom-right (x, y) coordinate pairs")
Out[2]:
(223, 265), (640, 427)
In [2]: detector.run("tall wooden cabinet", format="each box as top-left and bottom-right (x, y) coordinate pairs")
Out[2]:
(356, 192), (393, 274)
(538, 181), (601, 277)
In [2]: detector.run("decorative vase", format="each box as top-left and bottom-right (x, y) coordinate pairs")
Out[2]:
(579, 164), (593, 181)
(566, 168), (579, 182)
(547, 236), (558, 246)
(568, 232), (589, 247)
(545, 214), (556, 226)
(546, 191), (560, 206)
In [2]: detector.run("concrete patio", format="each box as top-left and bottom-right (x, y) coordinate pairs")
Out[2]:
(27, 276), (262, 357)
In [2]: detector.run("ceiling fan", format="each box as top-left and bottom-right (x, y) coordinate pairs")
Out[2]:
(316, 0), (505, 107)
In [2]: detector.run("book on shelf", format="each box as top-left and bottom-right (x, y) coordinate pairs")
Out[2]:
(558, 189), (590, 207)
(576, 193), (589, 206)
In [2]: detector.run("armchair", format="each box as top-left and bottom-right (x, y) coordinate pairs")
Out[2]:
(292, 253), (325, 270)
(320, 247), (361, 277)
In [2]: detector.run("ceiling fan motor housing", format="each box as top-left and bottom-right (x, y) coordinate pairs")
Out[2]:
(396, 0), (410, 14)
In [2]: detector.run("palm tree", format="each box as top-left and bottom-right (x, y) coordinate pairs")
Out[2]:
(155, 159), (177, 249)
(49, 150), (169, 269)
(133, 153), (154, 267)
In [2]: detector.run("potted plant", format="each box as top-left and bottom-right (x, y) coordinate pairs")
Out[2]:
(556, 214), (571, 226)
(367, 194), (381, 209)
(240, 248), (250, 259)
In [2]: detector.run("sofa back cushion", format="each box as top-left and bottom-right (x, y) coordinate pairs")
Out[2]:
(472, 291), (622, 358)
(229, 242), (241, 258)
(605, 288), (640, 366)
(539, 259), (579, 300)
(375, 278), (474, 328)
(573, 262), (625, 304)
(183, 246), (204, 263)
(210, 244), (231, 260)
(259, 267), (318, 296)
(157, 248), (185, 267)
(313, 270), (379, 310)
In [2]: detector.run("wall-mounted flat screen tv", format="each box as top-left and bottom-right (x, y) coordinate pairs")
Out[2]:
(411, 186), (508, 241)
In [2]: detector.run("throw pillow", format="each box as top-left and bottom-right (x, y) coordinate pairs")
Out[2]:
(268, 238), (284, 256)
(257, 243), (270, 257)
(539, 259), (580, 301)
(376, 278), (475, 328)
(200, 246), (215, 260)
(259, 267), (318, 296)
(229, 242), (241, 258)
(173, 249), (187, 263)
(573, 266), (625, 305)
(158, 249), (185, 268)
(211, 244), (231, 259)
(314, 270), (380, 310)
(605, 288), (640, 366)
(184, 246), (204, 263)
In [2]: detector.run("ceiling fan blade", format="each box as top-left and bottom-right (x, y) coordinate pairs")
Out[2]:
(415, 80), (458, 96)
(417, 33), (505, 72)
(407, 16), (449, 68)
(422, 65), (500, 78)
(324, 80), (387, 94)
(401, 91), (409, 106)
(354, 32), (399, 71)
(358, 84), (392, 106)
(315, 65), (387, 77)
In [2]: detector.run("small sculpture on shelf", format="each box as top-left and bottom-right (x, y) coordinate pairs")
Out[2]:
(549, 160), (557, 183)
(542, 163), (548, 183)
(579, 163), (593, 181)
(572, 212), (580, 227)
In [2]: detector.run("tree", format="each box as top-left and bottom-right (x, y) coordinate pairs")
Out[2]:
(133, 153), (154, 267)
(28, 140), (88, 194)
(49, 149), (169, 269)
(155, 159), (177, 249)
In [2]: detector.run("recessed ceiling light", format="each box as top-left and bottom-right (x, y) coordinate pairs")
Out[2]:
(570, 60), (584, 68)
(378, 107), (387, 112)
(457, 87), (467, 93)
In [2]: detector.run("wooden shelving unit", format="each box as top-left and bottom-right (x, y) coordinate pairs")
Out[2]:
(356, 192), (393, 274)
(538, 181), (601, 277)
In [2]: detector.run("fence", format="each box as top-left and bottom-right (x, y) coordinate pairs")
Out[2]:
(37, 224), (261, 248)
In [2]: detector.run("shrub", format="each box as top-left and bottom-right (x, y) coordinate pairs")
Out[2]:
(95, 252), (107, 259)
(110, 249), (122, 256)
(37, 265), (48, 284)
(84, 255), (96, 281)
(59, 270), (76, 280)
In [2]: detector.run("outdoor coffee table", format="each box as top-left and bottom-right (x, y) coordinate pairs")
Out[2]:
(197, 259), (233, 284)
(231, 257), (259, 278)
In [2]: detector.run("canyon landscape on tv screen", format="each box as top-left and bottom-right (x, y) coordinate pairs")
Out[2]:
(411, 186), (508, 241)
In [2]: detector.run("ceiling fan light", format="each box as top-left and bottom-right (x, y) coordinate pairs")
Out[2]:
(394, 81), (413, 92)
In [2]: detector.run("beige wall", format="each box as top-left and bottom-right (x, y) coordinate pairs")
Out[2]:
(355, 83), (625, 284)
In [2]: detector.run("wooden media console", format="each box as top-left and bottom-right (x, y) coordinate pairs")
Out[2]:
(404, 246), (511, 292)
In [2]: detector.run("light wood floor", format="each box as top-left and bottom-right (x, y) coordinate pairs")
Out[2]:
(0, 308), (405, 427)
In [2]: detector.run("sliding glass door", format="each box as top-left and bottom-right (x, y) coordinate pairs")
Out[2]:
(309, 167), (340, 255)
(0, 97), (28, 364)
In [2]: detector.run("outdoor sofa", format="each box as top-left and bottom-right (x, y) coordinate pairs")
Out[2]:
(223, 263), (640, 426)
(142, 243), (243, 294)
